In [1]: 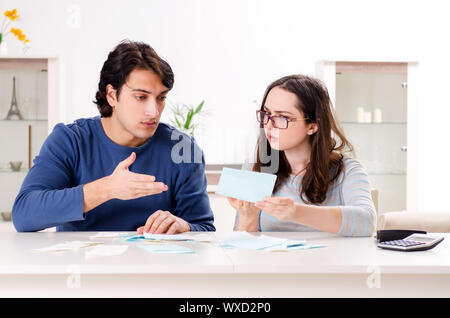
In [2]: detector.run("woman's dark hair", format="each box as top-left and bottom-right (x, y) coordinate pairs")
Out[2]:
(253, 74), (353, 204)
(94, 40), (174, 117)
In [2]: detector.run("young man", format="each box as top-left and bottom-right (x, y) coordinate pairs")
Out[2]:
(12, 40), (215, 233)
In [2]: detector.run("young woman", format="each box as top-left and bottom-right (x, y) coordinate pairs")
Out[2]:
(228, 74), (376, 237)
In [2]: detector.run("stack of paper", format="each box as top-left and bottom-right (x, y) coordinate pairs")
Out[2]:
(143, 232), (193, 241)
(121, 233), (214, 243)
(142, 232), (215, 242)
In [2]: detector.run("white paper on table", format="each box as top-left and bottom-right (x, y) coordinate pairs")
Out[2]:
(265, 243), (327, 252)
(34, 244), (73, 253)
(219, 231), (287, 250)
(89, 232), (123, 239)
(34, 241), (101, 253)
(180, 233), (216, 243)
(63, 241), (101, 248)
(219, 232), (314, 251)
(85, 245), (128, 258)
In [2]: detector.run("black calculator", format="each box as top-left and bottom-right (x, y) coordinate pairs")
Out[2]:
(377, 233), (444, 251)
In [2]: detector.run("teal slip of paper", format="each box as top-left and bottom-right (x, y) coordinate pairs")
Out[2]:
(215, 167), (277, 203)
(120, 234), (146, 242)
(137, 244), (196, 254)
(121, 233), (194, 242)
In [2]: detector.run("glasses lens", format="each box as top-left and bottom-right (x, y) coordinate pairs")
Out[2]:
(273, 116), (288, 129)
(257, 111), (267, 124)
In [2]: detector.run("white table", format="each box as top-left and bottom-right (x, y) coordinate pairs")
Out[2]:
(0, 231), (449, 297)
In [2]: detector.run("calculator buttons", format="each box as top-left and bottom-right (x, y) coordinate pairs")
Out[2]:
(378, 235), (444, 251)
(380, 240), (425, 247)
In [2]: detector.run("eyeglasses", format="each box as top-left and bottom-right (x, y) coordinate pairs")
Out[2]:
(256, 110), (309, 129)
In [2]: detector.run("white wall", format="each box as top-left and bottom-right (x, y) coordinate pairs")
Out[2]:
(1, 0), (450, 213)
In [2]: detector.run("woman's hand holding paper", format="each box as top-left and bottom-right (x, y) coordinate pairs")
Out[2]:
(255, 197), (297, 222)
(227, 197), (260, 231)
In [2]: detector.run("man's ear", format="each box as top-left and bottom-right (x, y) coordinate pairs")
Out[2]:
(106, 84), (117, 108)
(307, 122), (318, 135)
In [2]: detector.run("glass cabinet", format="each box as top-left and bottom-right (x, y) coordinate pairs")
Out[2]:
(316, 61), (419, 215)
(0, 57), (61, 227)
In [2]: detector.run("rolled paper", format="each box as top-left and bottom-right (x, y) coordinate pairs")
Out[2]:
(373, 108), (382, 123)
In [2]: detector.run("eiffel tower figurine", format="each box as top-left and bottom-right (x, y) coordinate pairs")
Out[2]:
(5, 76), (24, 120)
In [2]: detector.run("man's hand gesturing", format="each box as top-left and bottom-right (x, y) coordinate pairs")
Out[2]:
(83, 152), (167, 213)
(106, 152), (167, 200)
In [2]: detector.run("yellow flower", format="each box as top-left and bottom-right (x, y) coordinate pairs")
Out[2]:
(4, 9), (19, 21)
(10, 27), (27, 41)
(3, 9), (29, 48)
(11, 9), (18, 19)
(10, 28), (22, 36)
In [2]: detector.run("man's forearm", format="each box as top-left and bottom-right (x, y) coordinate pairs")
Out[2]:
(82, 176), (113, 213)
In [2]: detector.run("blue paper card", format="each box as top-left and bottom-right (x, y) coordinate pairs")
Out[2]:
(215, 167), (277, 203)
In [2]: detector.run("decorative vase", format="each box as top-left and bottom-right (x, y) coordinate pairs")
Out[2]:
(0, 40), (8, 56)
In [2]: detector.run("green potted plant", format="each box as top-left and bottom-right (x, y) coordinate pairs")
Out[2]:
(169, 100), (205, 136)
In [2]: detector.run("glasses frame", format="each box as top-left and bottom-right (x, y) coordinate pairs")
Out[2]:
(256, 110), (309, 129)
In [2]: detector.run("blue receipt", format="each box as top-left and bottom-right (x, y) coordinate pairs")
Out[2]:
(215, 167), (277, 203)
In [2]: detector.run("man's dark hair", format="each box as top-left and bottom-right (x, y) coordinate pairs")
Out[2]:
(94, 40), (174, 117)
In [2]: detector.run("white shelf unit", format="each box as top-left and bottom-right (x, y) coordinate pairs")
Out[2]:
(316, 60), (419, 214)
(0, 57), (62, 227)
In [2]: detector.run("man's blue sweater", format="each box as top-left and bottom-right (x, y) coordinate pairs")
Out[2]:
(12, 116), (215, 232)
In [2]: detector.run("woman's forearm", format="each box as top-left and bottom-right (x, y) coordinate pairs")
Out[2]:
(292, 204), (342, 234)
(235, 214), (259, 232)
